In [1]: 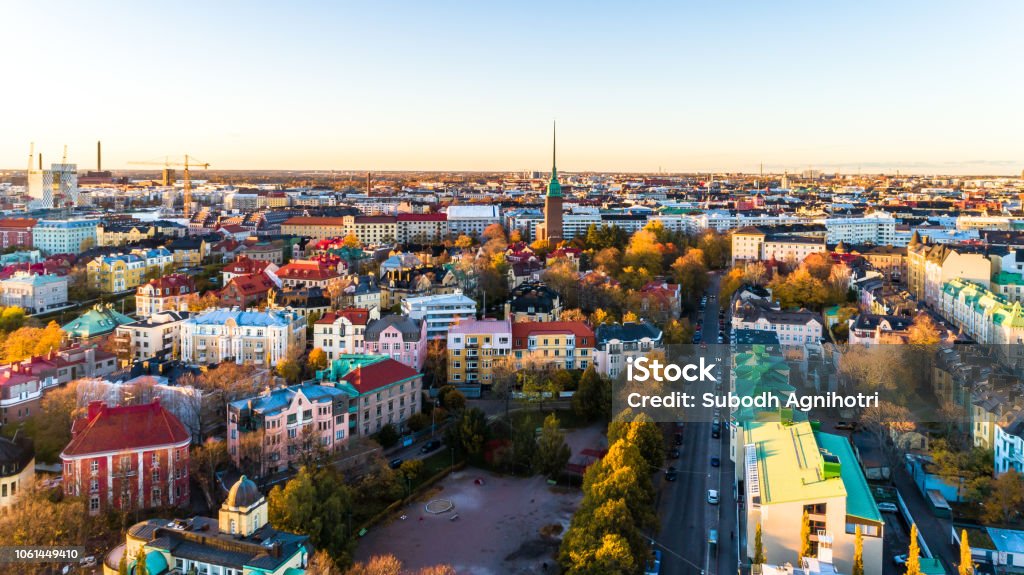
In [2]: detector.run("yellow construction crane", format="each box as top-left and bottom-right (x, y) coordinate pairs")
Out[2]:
(128, 155), (210, 218)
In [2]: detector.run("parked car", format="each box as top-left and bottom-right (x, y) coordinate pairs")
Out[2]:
(712, 428), (721, 439)
(710, 456), (720, 467)
(665, 467), (678, 482)
(644, 549), (663, 575)
(708, 529), (718, 545)
(877, 502), (898, 513)
(389, 458), (404, 469)
(835, 421), (857, 431)
(707, 489), (719, 504)
(669, 448), (681, 459)
(421, 439), (442, 454)
(674, 432), (683, 445)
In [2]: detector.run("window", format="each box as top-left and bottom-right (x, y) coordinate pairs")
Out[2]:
(90, 460), (99, 474)
(90, 496), (99, 511)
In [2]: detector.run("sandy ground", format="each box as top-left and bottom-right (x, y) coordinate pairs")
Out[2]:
(355, 424), (607, 574)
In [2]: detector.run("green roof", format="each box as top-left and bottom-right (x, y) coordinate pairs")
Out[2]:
(62, 304), (135, 338)
(815, 431), (882, 523)
(919, 558), (946, 575)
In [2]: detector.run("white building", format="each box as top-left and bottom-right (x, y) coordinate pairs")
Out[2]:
(824, 212), (898, 245)
(444, 205), (501, 237)
(0, 272), (68, 314)
(27, 163), (79, 209)
(994, 416), (1024, 476)
(402, 291), (477, 339)
(312, 307), (380, 360)
(732, 299), (823, 346)
(180, 308), (306, 367)
(593, 321), (663, 378)
(33, 219), (99, 255)
(731, 227), (827, 266)
(115, 311), (191, 363)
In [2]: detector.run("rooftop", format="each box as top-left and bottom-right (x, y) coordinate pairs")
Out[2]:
(62, 400), (190, 458)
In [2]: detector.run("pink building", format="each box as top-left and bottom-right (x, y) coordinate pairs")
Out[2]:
(363, 315), (428, 371)
(226, 384), (351, 475)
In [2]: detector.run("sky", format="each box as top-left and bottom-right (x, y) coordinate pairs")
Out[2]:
(3, 1), (1023, 175)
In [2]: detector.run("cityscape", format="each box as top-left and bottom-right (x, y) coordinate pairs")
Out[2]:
(2, 2), (1024, 575)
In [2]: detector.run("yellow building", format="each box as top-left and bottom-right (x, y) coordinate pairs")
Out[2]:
(87, 254), (147, 293)
(97, 224), (157, 246)
(447, 318), (513, 387)
(103, 476), (311, 575)
(510, 321), (596, 371)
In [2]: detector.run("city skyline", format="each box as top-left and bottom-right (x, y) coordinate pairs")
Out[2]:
(3, 1), (1024, 175)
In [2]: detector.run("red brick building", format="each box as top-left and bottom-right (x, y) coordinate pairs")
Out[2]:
(0, 218), (36, 249)
(61, 399), (191, 514)
(219, 272), (278, 309)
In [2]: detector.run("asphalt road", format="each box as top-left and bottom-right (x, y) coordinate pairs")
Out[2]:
(656, 271), (739, 575)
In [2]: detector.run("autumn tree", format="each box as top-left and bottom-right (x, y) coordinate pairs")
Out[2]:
(454, 235), (474, 249)
(908, 312), (942, 345)
(753, 522), (766, 565)
(670, 249), (709, 300)
(8, 380), (82, 463)
(424, 340), (448, 388)
(959, 529), (973, 575)
(308, 347), (329, 371)
(799, 509), (813, 562)
(975, 469), (1024, 524)
(623, 229), (663, 276)
(607, 413), (664, 470)
(445, 407), (488, 461)
(276, 359), (302, 384)
(1, 321), (64, 363)
(906, 524), (922, 575)
(191, 438), (228, 509)
(559, 308), (588, 322)
(593, 247), (622, 276)
(696, 230), (730, 269)
(0, 483), (89, 559)
(852, 524), (864, 575)
(573, 366), (611, 422)
(345, 555), (455, 575)
(135, 546), (149, 575)
(341, 233), (361, 249)
(663, 318), (694, 345)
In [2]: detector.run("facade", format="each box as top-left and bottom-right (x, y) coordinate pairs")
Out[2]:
(742, 421), (884, 575)
(106, 476), (309, 575)
(824, 212), (898, 245)
(219, 272), (279, 309)
(446, 319), (513, 387)
(994, 415), (1024, 476)
(846, 314), (915, 345)
(363, 315), (429, 371)
(96, 224), (158, 246)
(444, 205), (501, 237)
(907, 239), (993, 307)
(0, 271), (68, 314)
(511, 321), (596, 371)
(275, 259), (340, 288)
(61, 400), (191, 515)
(281, 216), (348, 241)
(731, 226), (826, 266)
(0, 347), (118, 425)
(594, 321), (664, 378)
(135, 274), (196, 319)
(0, 436), (33, 509)
(397, 213), (448, 243)
(505, 281), (562, 322)
(114, 311), (191, 364)
(401, 291), (477, 339)
(317, 355), (423, 436)
(27, 163), (78, 209)
(0, 218), (36, 249)
(731, 299), (823, 346)
(180, 308), (306, 367)
(227, 384), (351, 474)
(222, 255), (279, 284)
(33, 219), (99, 255)
(313, 307), (379, 360)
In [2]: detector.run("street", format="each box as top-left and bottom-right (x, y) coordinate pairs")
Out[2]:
(656, 272), (739, 575)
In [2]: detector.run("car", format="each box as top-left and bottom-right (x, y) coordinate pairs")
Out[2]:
(710, 456), (720, 467)
(665, 466), (678, 481)
(835, 421), (857, 431)
(644, 549), (663, 575)
(712, 429), (721, 439)
(674, 432), (683, 445)
(708, 529), (718, 545)
(669, 448), (680, 459)
(707, 489), (719, 504)
(388, 458), (403, 469)
(893, 554), (908, 566)
(717, 336), (724, 343)
(877, 502), (899, 513)
(420, 439), (442, 454)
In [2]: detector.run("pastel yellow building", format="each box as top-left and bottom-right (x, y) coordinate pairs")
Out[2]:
(447, 318), (512, 387)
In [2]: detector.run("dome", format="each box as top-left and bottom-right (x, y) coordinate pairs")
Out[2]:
(225, 475), (261, 508)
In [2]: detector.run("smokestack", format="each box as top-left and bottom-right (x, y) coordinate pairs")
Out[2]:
(97, 141), (102, 172)
(38, 153), (42, 170)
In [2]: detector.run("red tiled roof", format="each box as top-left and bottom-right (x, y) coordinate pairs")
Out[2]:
(223, 256), (271, 275)
(62, 400), (190, 458)
(511, 321), (595, 346)
(396, 213), (446, 222)
(340, 358), (420, 394)
(317, 307), (371, 326)
(277, 260), (339, 281)
(224, 272), (277, 296)
(0, 218), (37, 229)
(139, 273), (196, 294)
(283, 216), (348, 226)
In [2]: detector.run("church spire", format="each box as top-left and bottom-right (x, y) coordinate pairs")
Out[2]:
(547, 121), (562, 198)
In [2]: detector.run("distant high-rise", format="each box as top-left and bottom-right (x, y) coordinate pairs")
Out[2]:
(161, 168), (176, 186)
(536, 122), (563, 248)
(27, 155), (79, 210)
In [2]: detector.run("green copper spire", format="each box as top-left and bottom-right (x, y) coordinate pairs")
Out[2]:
(547, 121), (562, 198)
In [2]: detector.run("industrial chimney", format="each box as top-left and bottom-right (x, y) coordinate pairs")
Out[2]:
(97, 141), (102, 172)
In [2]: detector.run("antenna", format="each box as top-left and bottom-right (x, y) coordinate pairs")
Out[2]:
(27, 142), (34, 173)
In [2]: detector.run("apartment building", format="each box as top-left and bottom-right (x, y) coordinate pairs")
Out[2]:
(824, 212), (898, 245)
(317, 355), (423, 436)
(227, 383), (351, 474)
(282, 217), (348, 241)
(61, 400), (191, 515)
(180, 308), (306, 367)
(742, 421), (884, 575)
(846, 314), (914, 345)
(0, 271), (68, 314)
(114, 311), (190, 364)
(594, 321), (663, 378)
(444, 205), (501, 237)
(907, 238), (993, 307)
(505, 282), (562, 322)
(363, 315), (429, 371)
(0, 436), (33, 509)
(33, 219), (98, 255)
(731, 227), (826, 266)
(401, 291), (477, 339)
(446, 319), (513, 387)
(396, 213), (448, 243)
(511, 321), (595, 371)
(313, 307), (379, 360)
(731, 299), (823, 346)
(994, 415), (1024, 476)
(0, 218), (36, 249)
(275, 259), (341, 289)
(135, 274), (195, 319)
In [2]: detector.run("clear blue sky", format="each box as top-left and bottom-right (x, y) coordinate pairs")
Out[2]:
(4, 1), (1023, 174)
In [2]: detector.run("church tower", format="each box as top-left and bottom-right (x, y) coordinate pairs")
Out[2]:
(537, 122), (563, 248)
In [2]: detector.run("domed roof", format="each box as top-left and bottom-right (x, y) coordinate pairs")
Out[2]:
(226, 475), (261, 508)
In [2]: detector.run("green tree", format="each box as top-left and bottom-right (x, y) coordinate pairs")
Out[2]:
(852, 524), (864, 575)
(959, 529), (973, 575)
(608, 413), (664, 471)
(753, 522), (766, 565)
(406, 412), (430, 433)
(573, 366), (611, 422)
(399, 459), (425, 486)
(268, 466), (355, 567)
(510, 416), (538, 475)
(670, 250), (709, 302)
(907, 524), (922, 575)
(0, 306), (26, 333)
(446, 407), (487, 461)
(118, 552), (129, 575)
(536, 413), (571, 479)
(376, 424), (399, 449)
(438, 385), (466, 412)
(276, 359), (301, 384)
